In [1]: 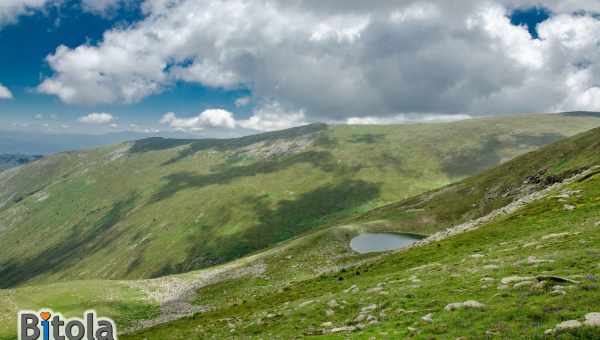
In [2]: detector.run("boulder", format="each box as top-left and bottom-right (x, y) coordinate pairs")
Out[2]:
(554, 320), (582, 332)
(536, 275), (579, 284)
(421, 313), (433, 323)
(330, 326), (357, 333)
(444, 300), (486, 311)
(501, 276), (534, 285)
(513, 281), (535, 289)
(541, 232), (570, 240)
(584, 312), (600, 327)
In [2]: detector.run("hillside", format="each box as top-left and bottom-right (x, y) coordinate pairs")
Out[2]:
(1, 121), (600, 339)
(124, 126), (600, 339)
(1, 114), (600, 288)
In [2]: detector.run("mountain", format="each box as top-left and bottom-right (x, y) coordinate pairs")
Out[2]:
(1, 115), (600, 339)
(0, 154), (42, 171)
(1, 114), (600, 290)
(125, 125), (600, 339)
(0, 130), (197, 155)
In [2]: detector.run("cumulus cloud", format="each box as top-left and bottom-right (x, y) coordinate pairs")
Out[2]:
(161, 102), (307, 132)
(160, 109), (237, 131)
(239, 102), (307, 131)
(0, 84), (13, 99)
(78, 112), (115, 124)
(38, 0), (600, 122)
(80, 0), (129, 15)
(0, 0), (59, 28)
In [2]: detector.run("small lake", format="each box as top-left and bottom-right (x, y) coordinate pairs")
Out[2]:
(350, 232), (423, 254)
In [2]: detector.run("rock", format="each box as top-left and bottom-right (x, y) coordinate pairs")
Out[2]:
(526, 256), (553, 265)
(361, 304), (377, 313)
(483, 264), (500, 270)
(344, 284), (359, 293)
(554, 320), (582, 332)
(470, 254), (485, 258)
(321, 321), (333, 327)
(513, 281), (535, 289)
(421, 313), (433, 323)
(541, 232), (570, 240)
(409, 275), (421, 283)
(536, 275), (579, 284)
(544, 329), (554, 336)
(325, 309), (335, 317)
(522, 242), (538, 248)
(366, 286), (384, 294)
(407, 326), (417, 333)
(366, 315), (378, 324)
(444, 300), (486, 311)
(501, 276), (534, 285)
(563, 204), (576, 211)
(327, 299), (339, 308)
(584, 312), (600, 327)
(298, 300), (314, 308)
(330, 326), (357, 333)
(550, 290), (566, 296)
(354, 314), (367, 322)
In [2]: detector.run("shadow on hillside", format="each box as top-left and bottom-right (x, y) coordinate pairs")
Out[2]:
(0, 194), (138, 288)
(150, 180), (381, 277)
(441, 133), (564, 178)
(128, 124), (329, 165)
(148, 151), (362, 203)
(348, 133), (386, 144)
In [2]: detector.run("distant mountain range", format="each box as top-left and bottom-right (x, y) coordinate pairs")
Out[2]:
(0, 130), (199, 155)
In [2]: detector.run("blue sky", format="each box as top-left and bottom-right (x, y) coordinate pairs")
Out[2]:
(0, 1), (252, 134)
(0, 1), (599, 136)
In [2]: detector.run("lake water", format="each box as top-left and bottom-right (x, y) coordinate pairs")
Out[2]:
(350, 232), (423, 254)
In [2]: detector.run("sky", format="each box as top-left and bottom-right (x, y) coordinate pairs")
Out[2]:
(0, 0), (599, 137)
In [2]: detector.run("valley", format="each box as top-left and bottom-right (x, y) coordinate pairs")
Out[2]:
(1, 113), (600, 338)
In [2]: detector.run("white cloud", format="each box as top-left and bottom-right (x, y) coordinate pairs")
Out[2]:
(160, 102), (306, 133)
(235, 96), (251, 107)
(80, 0), (129, 15)
(37, 0), (600, 123)
(34, 114), (44, 119)
(0, 0), (59, 29)
(160, 109), (237, 131)
(0, 84), (13, 99)
(78, 112), (115, 124)
(240, 102), (307, 132)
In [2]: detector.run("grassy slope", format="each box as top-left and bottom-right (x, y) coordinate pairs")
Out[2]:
(125, 128), (600, 339)
(1, 122), (600, 339)
(0, 114), (599, 288)
(354, 123), (600, 235)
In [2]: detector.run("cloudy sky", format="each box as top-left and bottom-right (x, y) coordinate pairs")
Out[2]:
(1, 0), (599, 136)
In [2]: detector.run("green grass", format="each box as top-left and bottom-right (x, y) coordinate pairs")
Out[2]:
(0, 280), (158, 340)
(1, 114), (600, 288)
(2, 121), (600, 338)
(125, 152), (600, 339)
